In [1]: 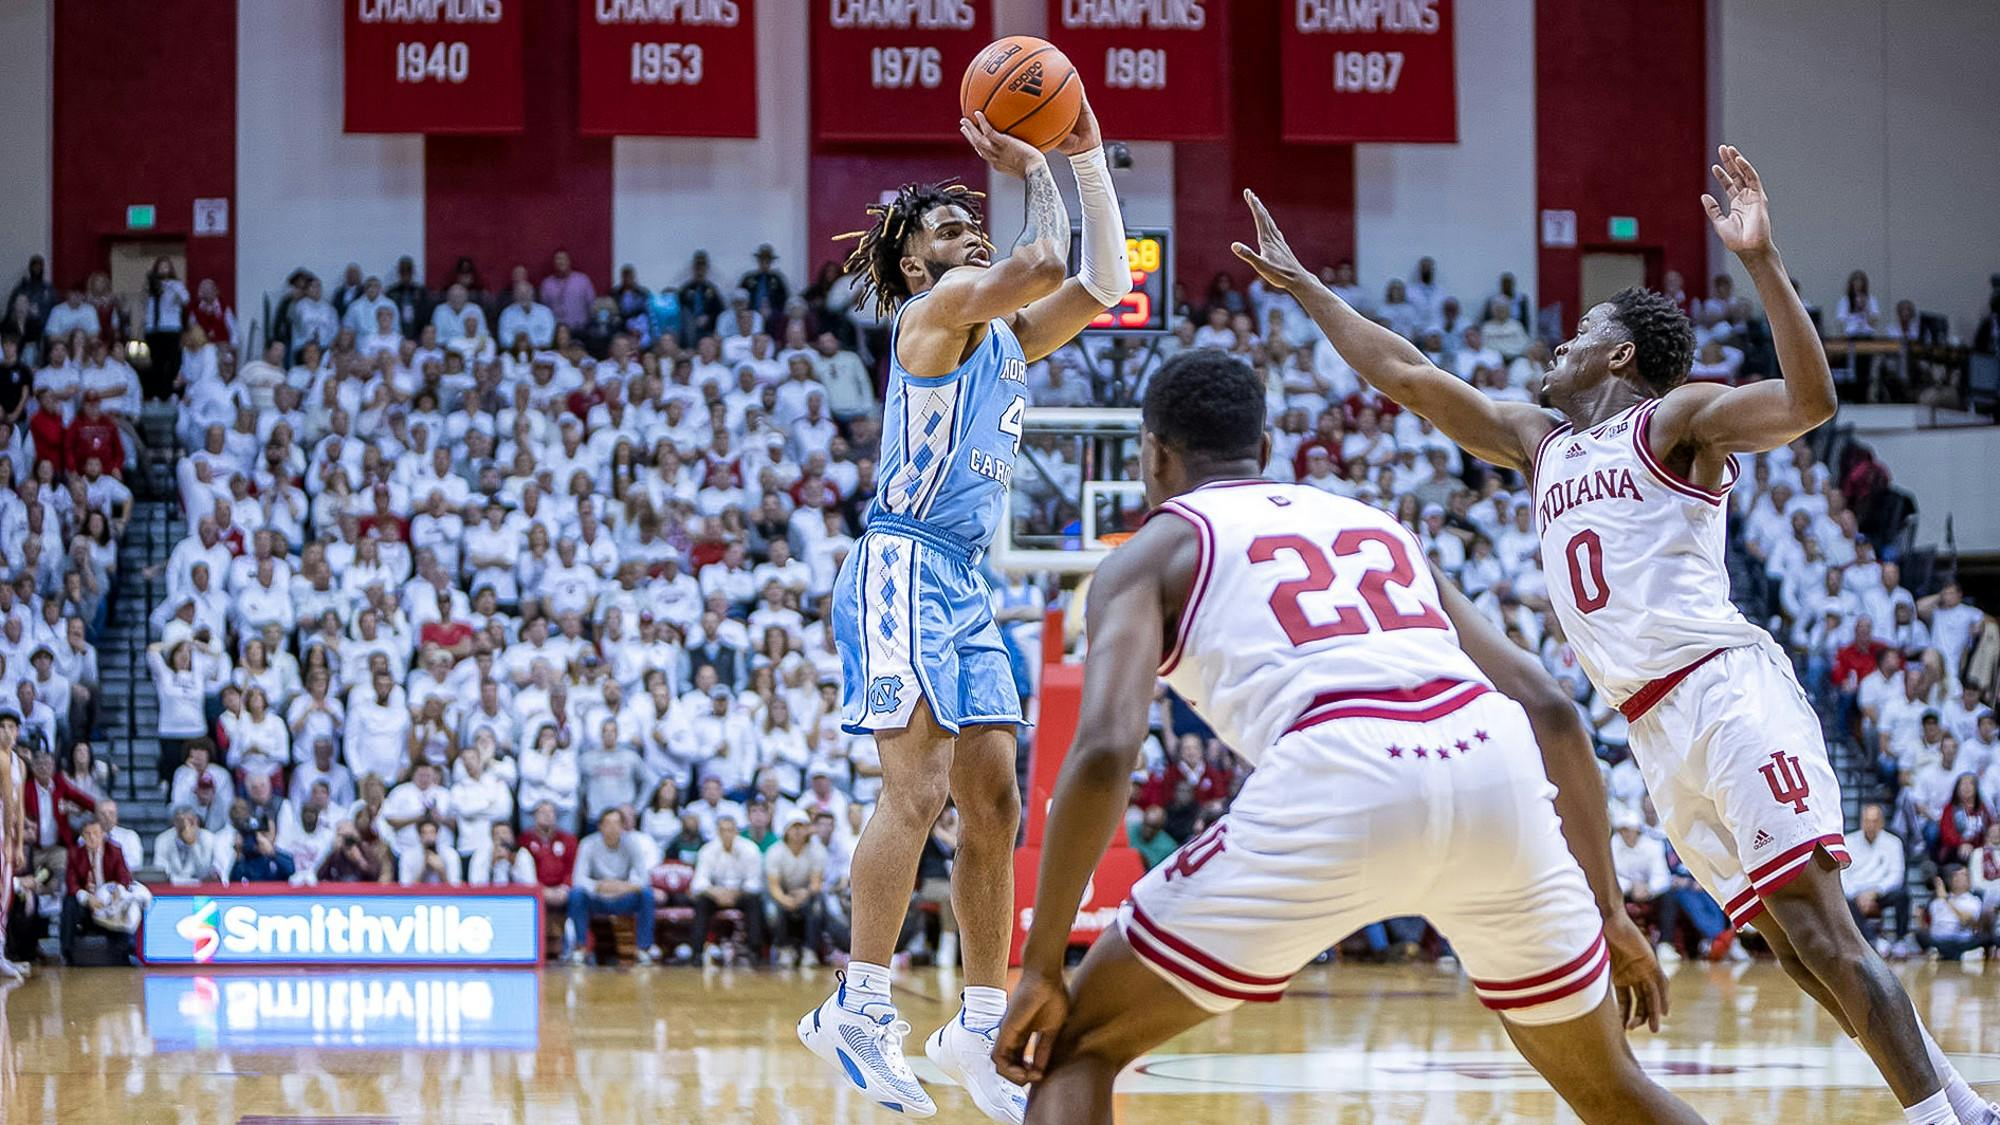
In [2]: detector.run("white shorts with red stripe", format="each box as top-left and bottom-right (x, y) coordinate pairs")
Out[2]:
(1122, 690), (1609, 1026)
(1626, 640), (1851, 931)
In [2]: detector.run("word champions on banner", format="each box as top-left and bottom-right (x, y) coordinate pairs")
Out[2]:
(580, 0), (759, 136)
(812, 0), (993, 141)
(1281, 0), (1457, 143)
(1048, 0), (1228, 140)
(345, 0), (525, 133)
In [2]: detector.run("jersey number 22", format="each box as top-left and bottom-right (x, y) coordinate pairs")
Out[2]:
(1247, 529), (1449, 646)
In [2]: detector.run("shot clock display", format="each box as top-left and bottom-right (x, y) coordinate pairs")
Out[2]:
(1074, 227), (1172, 336)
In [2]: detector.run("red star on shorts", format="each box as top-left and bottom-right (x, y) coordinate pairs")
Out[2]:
(1455, 739), (1471, 753)
(1386, 745), (1404, 759)
(1474, 730), (1490, 742)
(1437, 747), (1451, 760)
(1413, 746), (1430, 759)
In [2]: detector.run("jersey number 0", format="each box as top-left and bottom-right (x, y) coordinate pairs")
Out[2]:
(1564, 529), (1611, 614)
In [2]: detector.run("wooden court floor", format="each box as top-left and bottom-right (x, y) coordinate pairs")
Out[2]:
(5, 959), (1998, 1123)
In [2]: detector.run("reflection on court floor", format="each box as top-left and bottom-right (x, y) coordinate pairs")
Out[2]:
(5, 961), (1999, 1123)
(144, 970), (540, 1050)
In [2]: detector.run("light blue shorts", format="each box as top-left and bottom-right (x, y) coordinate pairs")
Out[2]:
(833, 513), (1024, 736)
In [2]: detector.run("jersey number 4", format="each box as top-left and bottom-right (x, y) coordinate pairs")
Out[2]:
(1247, 529), (1448, 646)
(999, 396), (1025, 456)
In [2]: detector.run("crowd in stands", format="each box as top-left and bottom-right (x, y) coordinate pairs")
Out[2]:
(1, 240), (1995, 970)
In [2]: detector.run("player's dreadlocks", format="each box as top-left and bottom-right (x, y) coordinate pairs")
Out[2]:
(1606, 286), (1696, 396)
(835, 181), (986, 320)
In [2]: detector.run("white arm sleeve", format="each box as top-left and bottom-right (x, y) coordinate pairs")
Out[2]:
(1068, 147), (1132, 308)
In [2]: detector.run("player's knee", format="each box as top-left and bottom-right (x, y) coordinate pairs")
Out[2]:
(1806, 929), (1870, 976)
(878, 773), (952, 827)
(1055, 1024), (1147, 1075)
(956, 778), (1021, 839)
(1764, 937), (1810, 982)
(1771, 911), (1856, 972)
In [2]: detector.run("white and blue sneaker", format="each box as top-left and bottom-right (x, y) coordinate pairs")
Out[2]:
(925, 1009), (1029, 1124)
(799, 976), (936, 1117)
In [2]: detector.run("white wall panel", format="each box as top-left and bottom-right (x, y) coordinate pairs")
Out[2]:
(237, 0), (425, 334)
(612, 0), (809, 296)
(0, 1), (52, 284)
(1353, 0), (1536, 312)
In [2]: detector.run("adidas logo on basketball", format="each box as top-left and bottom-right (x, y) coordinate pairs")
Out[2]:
(1752, 830), (1774, 849)
(1007, 62), (1045, 96)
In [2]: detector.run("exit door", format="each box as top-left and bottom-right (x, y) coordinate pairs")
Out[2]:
(1580, 252), (1646, 312)
(108, 239), (186, 373)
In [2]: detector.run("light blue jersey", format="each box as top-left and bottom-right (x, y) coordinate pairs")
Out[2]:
(833, 292), (1030, 735)
(869, 291), (1029, 550)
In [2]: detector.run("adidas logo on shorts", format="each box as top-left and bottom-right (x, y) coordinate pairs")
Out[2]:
(1751, 829), (1774, 850)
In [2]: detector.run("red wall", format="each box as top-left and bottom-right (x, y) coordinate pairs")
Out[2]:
(1535, 0), (1709, 322)
(425, 0), (612, 294)
(52, 0), (237, 302)
(1173, 0), (1354, 304)
(806, 144), (987, 292)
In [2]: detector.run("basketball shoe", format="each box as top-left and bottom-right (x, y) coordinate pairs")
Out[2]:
(799, 975), (936, 1117)
(926, 1009), (1029, 1124)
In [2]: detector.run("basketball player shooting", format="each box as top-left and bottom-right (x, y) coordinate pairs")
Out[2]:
(1233, 147), (2000, 1125)
(796, 91), (1130, 1122)
(992, 350), (1701, 1124)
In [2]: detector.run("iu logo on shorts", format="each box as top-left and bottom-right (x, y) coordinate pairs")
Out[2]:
(1164, 821), (1228, 883)
(1759, 750), (1811, 814)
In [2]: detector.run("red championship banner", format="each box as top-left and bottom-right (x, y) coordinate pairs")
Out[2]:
(812, 0), (993, 142)
(579, 0), (759, 137)
(1046, 0), (1228, 140)
(345, 0), (525, 134)
(1281, 0), (1457, 143)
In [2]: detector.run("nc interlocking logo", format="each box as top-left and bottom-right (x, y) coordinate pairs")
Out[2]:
(176, 898), (221, 963)
(867, 675), (904, 715)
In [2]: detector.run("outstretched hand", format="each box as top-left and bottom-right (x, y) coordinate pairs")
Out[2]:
(1231, 190), (1314, 294)
(1701, 144), (1773, 258)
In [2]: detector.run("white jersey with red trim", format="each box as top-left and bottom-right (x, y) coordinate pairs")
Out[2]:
(1155, 480), (1488, 762)
(1531, 399), (1769, 706)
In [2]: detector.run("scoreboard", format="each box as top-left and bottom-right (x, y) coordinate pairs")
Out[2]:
(1075, 227), (1172, 336)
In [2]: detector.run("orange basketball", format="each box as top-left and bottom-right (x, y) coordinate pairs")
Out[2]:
(960, 36), (1082, 152)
